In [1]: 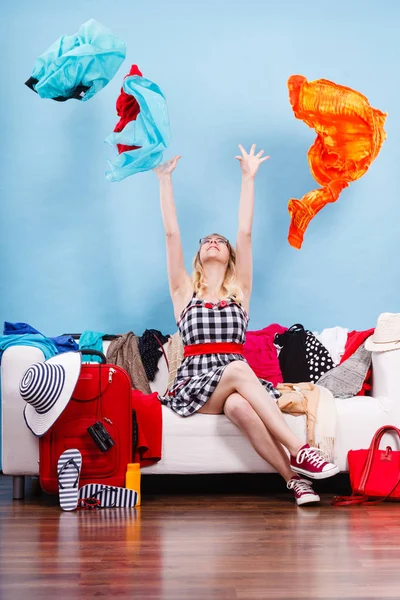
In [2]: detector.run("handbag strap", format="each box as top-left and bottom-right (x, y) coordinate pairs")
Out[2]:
(287, 324), (305, 335)
(332, 495), (366, 506)
(333, 474), (400, 506)
(275, 324), (305, 349)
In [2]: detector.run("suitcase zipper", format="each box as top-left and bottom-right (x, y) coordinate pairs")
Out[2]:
(108, 368), (116, 383)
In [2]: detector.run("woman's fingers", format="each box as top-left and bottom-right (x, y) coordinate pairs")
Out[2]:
(260, 156), (270, 163)
(250, 143), (256, 155)
(165, 156), (181, 169)
(256, 149), (264, 158)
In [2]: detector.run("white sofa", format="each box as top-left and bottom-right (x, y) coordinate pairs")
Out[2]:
(2, 343), (400, 499)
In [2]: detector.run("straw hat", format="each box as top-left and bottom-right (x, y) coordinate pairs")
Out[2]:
(20, 352), (81, 437)
(365, 313), (400, 352)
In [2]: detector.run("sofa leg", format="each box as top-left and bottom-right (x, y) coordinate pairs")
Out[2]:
(13, 476), (25, 500)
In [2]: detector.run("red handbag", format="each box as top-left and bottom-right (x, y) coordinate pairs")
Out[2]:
(333, 425), (400, 506)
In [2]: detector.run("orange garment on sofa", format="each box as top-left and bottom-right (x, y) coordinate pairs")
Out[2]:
(287, 75), (387, 249)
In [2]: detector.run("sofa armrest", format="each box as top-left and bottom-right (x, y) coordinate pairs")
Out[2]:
(372, 350), (400, 400)
(370, 349), (400, 427)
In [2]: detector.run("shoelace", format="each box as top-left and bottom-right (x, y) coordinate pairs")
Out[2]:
(296, 446), (326, 468)
(287, 478), (313, 494)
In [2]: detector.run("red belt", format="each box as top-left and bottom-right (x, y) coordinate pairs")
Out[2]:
(184, 342), (244, 358)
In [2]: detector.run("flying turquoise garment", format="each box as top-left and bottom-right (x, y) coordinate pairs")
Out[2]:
(105, 75), (171, 182)
(25, 19), (126, 102)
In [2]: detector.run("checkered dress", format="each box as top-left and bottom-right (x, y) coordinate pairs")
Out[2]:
(160, 297), (280, 417)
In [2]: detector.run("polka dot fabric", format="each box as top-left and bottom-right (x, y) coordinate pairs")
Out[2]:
(305, 331), (334, 383)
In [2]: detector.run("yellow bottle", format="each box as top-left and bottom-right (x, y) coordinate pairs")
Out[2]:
(125, 463), (141, 506)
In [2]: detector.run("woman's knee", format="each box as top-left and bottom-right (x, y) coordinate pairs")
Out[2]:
(224, 393), (257, 425)
(223, 361), (254, 386)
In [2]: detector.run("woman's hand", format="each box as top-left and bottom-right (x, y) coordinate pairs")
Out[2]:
(235, 144), (270, 179)
(154, 156), (182, 180)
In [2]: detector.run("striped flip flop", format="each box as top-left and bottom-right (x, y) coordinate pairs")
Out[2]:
(78, 484), (138, 508)
(57, 449), (82, 511)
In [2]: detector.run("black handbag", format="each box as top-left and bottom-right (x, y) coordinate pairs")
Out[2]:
(275, 324), (309, 383)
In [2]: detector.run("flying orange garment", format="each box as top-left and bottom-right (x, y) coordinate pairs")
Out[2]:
(287, 75), (387, 249)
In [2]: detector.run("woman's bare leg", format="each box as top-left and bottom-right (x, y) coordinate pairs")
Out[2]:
(198, 361), (303, 456)
(223, 393), (296, 482)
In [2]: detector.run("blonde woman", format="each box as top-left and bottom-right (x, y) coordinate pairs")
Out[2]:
(154, 144), (339, 506)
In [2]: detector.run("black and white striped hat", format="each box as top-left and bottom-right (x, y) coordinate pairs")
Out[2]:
(20, 352), (82, 437)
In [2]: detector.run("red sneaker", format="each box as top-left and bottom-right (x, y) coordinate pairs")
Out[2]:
(291, 444), (340, 480)
(287, 476), (320, 506)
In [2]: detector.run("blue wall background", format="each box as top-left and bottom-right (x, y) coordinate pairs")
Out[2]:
(0, 0), (398, 339)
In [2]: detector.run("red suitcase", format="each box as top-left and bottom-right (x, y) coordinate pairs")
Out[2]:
(39, 350), (132, 494)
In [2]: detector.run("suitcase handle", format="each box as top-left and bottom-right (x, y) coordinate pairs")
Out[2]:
(80, 349), (107, 363)
(72, 381), (112, 403)
(73, 351), (112, 402)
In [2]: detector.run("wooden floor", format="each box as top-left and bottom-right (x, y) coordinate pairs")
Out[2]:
(1, 475), (400, 599)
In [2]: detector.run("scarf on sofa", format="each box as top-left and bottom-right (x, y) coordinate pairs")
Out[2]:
(277, 382), (336, 461)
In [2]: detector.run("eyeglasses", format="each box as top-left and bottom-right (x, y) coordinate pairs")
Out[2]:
(199, 237), (229, 246)
(78, 497), (101, 510)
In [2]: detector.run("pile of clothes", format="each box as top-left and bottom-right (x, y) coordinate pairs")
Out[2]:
(275, 325), (374, 398)
(0, 322), (170, 395)
(0, 319), (375, 401)
(167, 323), (374, 400)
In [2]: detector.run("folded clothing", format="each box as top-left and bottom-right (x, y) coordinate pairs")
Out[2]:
(138, 329), (170, 382)
(243, 324), (287, 386)
(0, 333), (58, 362)
(277, 382), (318, 447)
(277, 382), (336, 461)
(4, 322), (78, 353)
(339, 328), (374, 396)
(317, 342), (371, 399)
(132, 390), (162, 467)
(340, 328), (374, 363)
(314, 326), (349, 365)
(79, 330), (105, 363)
(166, 332), (185, 391)
(107, 332), (151, 395)
(305, 331), (334, 383)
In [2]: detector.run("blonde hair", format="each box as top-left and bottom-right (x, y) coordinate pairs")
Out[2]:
(192, 233), (243, 303)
